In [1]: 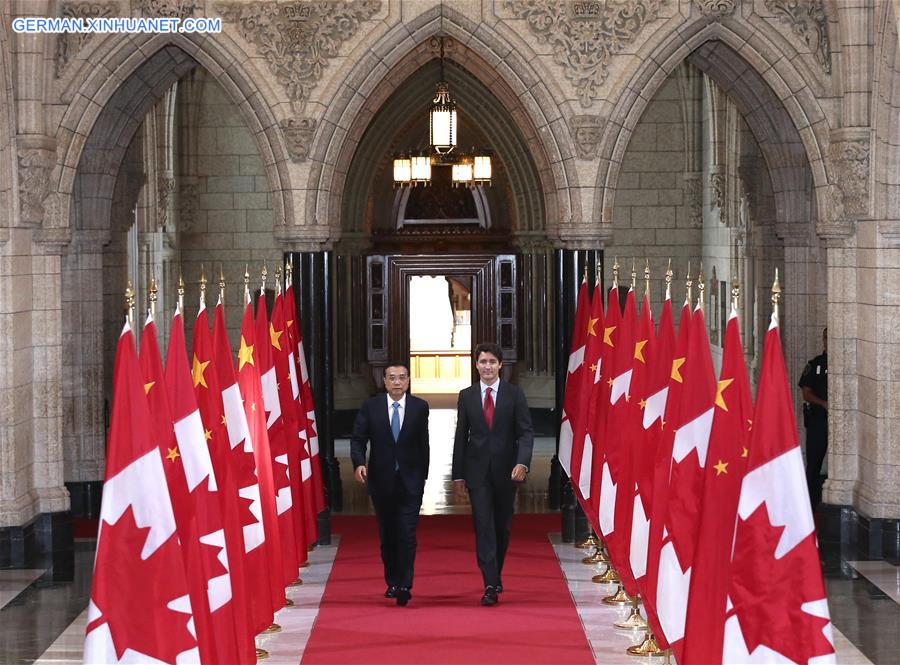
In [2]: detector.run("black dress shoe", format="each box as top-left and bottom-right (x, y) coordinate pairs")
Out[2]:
(396, 587), (411, 606)
(481, 586), (498, 606)
(385, 585), (398, 598)
(496, 583), (503, 594)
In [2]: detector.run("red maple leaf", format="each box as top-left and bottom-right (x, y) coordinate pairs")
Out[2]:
(729, 505), (834, 662)
(89, 506), (196, 662)
(235, 486), (260, 530)
(271, 456), (291, 491)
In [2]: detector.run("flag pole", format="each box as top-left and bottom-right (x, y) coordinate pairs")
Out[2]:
(697, 262), (705, 314)
(125, 280), (135, 326)
(218, 265), (226, 305)
(198, 264), (207, 312)
(665, 258), (673, 300)
(260, 261), (268, 297)
(685, 260), (693, 308)
(771, 267), (781, 324)
(576, 259), (600, 553)
(177, 271), (185, 317)
(148, 275), (158, 320)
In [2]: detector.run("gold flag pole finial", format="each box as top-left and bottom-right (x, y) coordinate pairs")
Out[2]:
(772, 267), (781, 323)
(612, 256), (620, 288)
(274, 264), (283, 297)
(125, 280), (135, 325)
(217, 266), (226, 304)
(685, 261), (693, 306)
(148, 275), (158, 319)
(243, 264), (251, 304)
(286, 254), (294, 285)
(260, 261), (268, 297)
(199, 264), (207, 310)
(697, 262), (705, 314)
(644, 259), (651, 297)
(582, 256), (589, 284)
(177, 271), (185, 315)
(630, 258), (637, 290)
(731, 275), (741, 312)
(665, 258), (673, 300)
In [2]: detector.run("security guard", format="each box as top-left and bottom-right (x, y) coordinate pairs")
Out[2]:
(798, 327), (828, 507)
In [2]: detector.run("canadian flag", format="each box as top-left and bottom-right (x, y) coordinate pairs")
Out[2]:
(255, 291), (301, 586)
(212, 300), (276, 634)
(271, 289), (309, 566)
(629, 294), (672, 594)
(558, 278), (590, 482)
(723, 309), (835, 663)
(84, 322), (199, 664)
(166, 307), (243, 664)
(570, 281), (603, 513)
(191, 301), (255, 662)
(655, 304), (717, 660)
(284, 282), (326, 516)
(682, 307), (753, 664)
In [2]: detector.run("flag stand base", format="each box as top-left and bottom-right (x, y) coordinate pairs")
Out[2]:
(284, 598), (294, 607)
(575, 533), (599, 549)
(592, 565), (619, 584)
(603, 583), (631, 605)
(264, 623), (281, 634)
(613, 596), (648, 630)
(289, 577), (304, 586)
(256, 648), (269, 660)
(300, 561), (310, 568)
(626, 632), (662, 656)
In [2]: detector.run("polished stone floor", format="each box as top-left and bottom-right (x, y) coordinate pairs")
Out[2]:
(1, 407), (898, 663)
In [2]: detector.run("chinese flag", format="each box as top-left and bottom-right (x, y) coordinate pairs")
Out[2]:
(682, 307), (753, 664)
(723, 309), (835, 663)
(630, 295), (673, 600)
(166, 307), (244, 664)
(84, 322), (198, 664)
(284, 282), (321, 539)
(558, 278), (591, 483)
(255, 291), (301, 585)
(271, 290), (310, 566)
(654, 305), (717, 659)
(235, 295), (286, 612)
(139, 315), (218, 663)
(192, 302), (255, 663)
(213, 300), (277, 633)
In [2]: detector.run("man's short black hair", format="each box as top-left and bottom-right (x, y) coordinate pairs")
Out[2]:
(383, 362), (411, 377)
(474, 342), (503, 363)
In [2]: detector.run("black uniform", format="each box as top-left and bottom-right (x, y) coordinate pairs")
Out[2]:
(798, 352), (827, 506)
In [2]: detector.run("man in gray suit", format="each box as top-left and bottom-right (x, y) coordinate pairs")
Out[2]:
(452, 342), (533, 605)
(351, 362), (430, 606)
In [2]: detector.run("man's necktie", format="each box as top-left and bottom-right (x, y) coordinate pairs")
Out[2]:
(484, 387), (494, 429)
(391, 401), (401, 441)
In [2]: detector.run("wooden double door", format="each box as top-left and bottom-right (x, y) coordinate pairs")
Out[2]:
(366, 254), (518, 384)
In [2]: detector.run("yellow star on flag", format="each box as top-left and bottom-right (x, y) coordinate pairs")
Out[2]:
(287, 319), (294, 329)
(220, 414), (227, 426)
(603, 325), (616, 347)
(192, 354), (210, 389)
(715, 378), (734, 411)
(204, 428), (212, 441)
(270, 323), (283, 351)
(741, 447), (749, 458)
(671, 357), (686, 383)
(634, 339), (648, 363)
(587, 316), (600, 337)
(747, 418), (753, 431)
(250, 402), (256, 412)
(166, 447), (180, 462)
(143, 381), (155, 395)
(639, 398), (647, 409)
(714, 460), (728, 475)
(590, 363), (597, 373)
(607, 377), (614, 387)
(238, 336), (254, 371)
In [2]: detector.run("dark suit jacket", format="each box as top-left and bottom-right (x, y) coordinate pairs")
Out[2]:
(452, 381), (533, 489)
(350, 393), (430, 497)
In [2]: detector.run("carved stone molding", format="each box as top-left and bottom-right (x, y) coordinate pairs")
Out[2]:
(764, 0), (831, 74)
(56, 2), (118, 78)
(505, 0), (664, 108)
(693, 0), (736, 17)
(136, 0), (200, 18)
(33, 228), (74, 255)
(179, 177), (199, 232)
(710, 171), (727, 225)
(17, 147), (55, 228)
(157, 175), (176, 231)
(280, 117), (317, 162)
(567, 115), (605, 159)
(829, 134), (870, 219)
(216, 1), (381, 103)
(878, 221), (900, 248)
(816, 183), (854, 239)
(555, 223), (613, 249)
(683, 172), (702, 228)
(68, 229), (113, 252)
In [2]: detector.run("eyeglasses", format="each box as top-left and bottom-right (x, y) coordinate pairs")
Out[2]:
(386, 374), (409, 382)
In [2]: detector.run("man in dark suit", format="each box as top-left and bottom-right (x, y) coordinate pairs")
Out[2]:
(452, 342), (533, 606)
(351, 362), (430, 606)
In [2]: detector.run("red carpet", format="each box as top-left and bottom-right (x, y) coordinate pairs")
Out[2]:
(302, 514), (593, 664)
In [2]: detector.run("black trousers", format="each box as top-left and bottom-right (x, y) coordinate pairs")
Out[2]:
(468, 481), (517, 588)
(370, 475), (423, 589)
(805, 419), (828, 507)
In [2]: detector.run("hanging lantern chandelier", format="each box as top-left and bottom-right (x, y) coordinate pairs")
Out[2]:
(392, 37), (491, 188)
